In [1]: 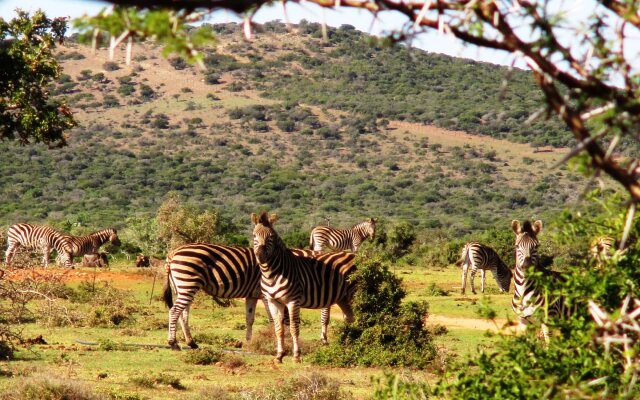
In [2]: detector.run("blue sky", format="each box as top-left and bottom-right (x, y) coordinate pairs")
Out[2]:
(0, 0), (519, 67)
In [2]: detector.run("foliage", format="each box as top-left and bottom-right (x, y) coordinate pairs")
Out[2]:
(310, 255), (438, 369)
(73, 6), (216, 67)
(434, 197), (640, 398)
(156, 192), (220, 252)
(0, 10), (75, 146)
(179, 347), (222, 365)
(0, 375), (103, 400)
(239, 372), (353, 400)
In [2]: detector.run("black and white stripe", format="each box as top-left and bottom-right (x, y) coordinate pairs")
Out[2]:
(252, 212), (357, 363)
(511, 220), (569, 341)
(163, 243), (324, 350)
(60, 229), (120, 266)
(309, 218), (377, 252)
(458, 242), (512, 294)
(5, 223), (69, 268)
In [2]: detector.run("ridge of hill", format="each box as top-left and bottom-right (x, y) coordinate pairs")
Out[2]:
(0, 22), (586, 235)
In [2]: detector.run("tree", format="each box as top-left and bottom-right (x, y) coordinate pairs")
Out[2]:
(0, 10), (76, 146)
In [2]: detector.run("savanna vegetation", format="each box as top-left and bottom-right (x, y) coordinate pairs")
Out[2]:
(2, 2), (640, 399)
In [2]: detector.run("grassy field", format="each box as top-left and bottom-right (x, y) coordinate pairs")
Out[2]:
(0, 261), (515, 399)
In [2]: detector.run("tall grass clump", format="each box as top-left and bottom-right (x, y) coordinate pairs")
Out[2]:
(310, 254), (439, 369)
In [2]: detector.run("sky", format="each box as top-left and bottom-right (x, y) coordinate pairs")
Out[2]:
(0, 0), (520, 67)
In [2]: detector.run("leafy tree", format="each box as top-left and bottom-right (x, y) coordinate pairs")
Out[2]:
(0, 10), (75, 146)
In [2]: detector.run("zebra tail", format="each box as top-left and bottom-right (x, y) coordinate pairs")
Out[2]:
(162, 271), (173, 309)
(456, 245), (470, 267)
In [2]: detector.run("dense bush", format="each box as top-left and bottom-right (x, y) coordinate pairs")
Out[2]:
(310, 255), (438, 369)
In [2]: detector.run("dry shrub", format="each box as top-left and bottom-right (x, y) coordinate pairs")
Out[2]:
(0, 375), (104, 400)
(221, 353), (246, 370)
(246, 326), (283, 355)
(240, 372), (353, 400)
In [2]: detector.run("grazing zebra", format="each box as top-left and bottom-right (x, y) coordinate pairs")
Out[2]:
(511, 220), (569, 341)
(309, 218), (377, 252)
(163, 243), (323, 350)
(458, 242), (512, 295)
(60, 229), (120, 267)
(589, 236), (617, 265)
(252, 212), (357, 363)
(5, 223), (69, 268)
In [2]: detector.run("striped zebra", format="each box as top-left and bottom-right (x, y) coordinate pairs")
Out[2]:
(59, 229), (120, 267)
(309, 218), (377, 252)
(458, 242), (512, 295)
(252, 212), (357, 363)
(511, 220), (569, 341)
(5, 223), (70, 268)
(163, 243), (323, 350)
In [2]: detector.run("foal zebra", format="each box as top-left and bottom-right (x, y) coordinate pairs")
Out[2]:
(60, 229), (120, 267)
(309, 218), (377, 252)
(252, 212), (357, 363)
(511, 220), (569, 341)
(458, 242), (512, 294)
(163, 243), (324, 350)
(5, 223), (69, 268)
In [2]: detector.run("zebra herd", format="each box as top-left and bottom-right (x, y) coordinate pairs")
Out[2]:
(4, 223), (120, 269)
(163, 216), (376, 361)
(2, 217), (616, 356)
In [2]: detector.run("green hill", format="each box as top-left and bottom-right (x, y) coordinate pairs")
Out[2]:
(0, 22), (584, 235)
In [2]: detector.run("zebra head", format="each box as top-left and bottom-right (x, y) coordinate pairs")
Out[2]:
(107, 228), (121, 246)
(367, 218), (378, 239)
(511, 220), (542, 270)
(251, 212), (281, 265)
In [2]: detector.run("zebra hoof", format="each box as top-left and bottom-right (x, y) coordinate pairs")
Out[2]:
(293, 355), (301, 363)
(187, 341), (199, 349)
(168, 341), (181, 351)
(274, 354), (284, 363)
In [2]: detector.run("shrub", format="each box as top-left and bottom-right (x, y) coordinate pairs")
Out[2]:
(0, 375), (101, 400)
(310, 255), (438, 369)
(169, 57), (188, 70)
(103, 61), (120, 71)
(241, 373), (353, 400)
(103, 94), (119, 108)
(180, 348), (223, 365)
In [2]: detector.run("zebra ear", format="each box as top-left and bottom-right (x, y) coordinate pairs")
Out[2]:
(532, 220), (543, 234)
(371, 218), (378, 224)
(250, 213), (259, 225)
(269, 214), (279, 224)
(511, 220), (520, 234)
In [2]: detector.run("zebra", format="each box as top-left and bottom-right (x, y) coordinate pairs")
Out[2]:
(458, 242), (512, 295)
(511, 220), (569, 342)
(252, 212), (357, 363)
(59, 228), (120, 267)
(163, 243), (323, 350)
(5, 223), (70, 268)
(309, 217), (377, 252)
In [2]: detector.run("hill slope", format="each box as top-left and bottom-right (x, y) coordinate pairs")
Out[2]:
(0, 22), (585, 234)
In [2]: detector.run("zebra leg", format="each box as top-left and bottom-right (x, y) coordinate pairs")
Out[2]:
(287, 301), (301, 363)
(480, 269), (486, 293)
(5, 242), (18, 266)
(179, 306), (198, 349)
(42, 244), (50, 268)
(245, 297), (259, 342)
(461, 263), (469, 294)
(262, 296), (274, 324)
(470, 267), (477, 294)
(320, 307), (330, 345)
(167, 291), (196, 350)
(267, 299), (286, 363)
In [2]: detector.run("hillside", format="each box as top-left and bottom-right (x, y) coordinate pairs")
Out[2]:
(0, 22), (586, 234)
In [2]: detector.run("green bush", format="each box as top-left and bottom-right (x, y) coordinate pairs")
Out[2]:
(310, 255), (438, 369)
(0, 376), (102, 400)
(179, 348), (222, 365)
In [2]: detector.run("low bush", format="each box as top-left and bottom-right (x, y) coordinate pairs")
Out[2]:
(310, 255), (438, 369)
(180, 348), (223, 365)
(0, 375), (102, 400)
(240, 372), (353, 400)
